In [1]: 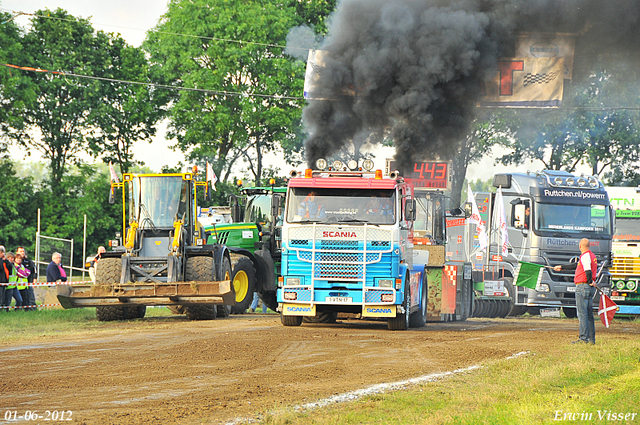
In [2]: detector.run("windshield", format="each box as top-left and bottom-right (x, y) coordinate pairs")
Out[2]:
(614, 210), (640, 241)
(286, 187), (396, 225)
(535, 203), (612, 236)
(130, 176), (190, 228)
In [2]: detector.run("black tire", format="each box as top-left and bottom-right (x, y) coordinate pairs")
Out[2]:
(260, 290), (278, 312)
(94, 258), (144, 322)
(184, 256), (218, 320)
(410, 272), (428, 328)
(475, 299), (486, 317)
(303, 312), (338, 323)
(230, 257), (256, 314)
(508, 305), (529, 316)
(388, 275), (410, 330)
(456, 279), (471, 322)
(281, 314), (303, 326)
(563, 307), (578, 318)
(472, 297), (481, 317)
(502, 277), (516, 317)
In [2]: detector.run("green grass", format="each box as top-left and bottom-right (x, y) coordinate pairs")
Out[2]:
(0, 306), (174, 343)
(263, 333), (640, 425)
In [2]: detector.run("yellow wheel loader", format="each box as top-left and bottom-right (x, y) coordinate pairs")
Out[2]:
(57, 172), (235, 321)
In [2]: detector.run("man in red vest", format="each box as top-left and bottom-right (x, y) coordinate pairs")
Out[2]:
(554, 238), (597, 344)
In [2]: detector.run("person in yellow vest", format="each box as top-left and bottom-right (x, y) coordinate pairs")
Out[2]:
(2, 252), (23, 310)
(14, 253), (32, 310)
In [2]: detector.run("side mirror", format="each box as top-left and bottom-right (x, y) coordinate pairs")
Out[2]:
(522, 228), (529, 237)
(108, 186), (115, 204)
(406, 199), (417, 221)
(271, 194), (283, 218)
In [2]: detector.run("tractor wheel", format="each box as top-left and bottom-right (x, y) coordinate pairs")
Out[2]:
(184, 256), (218, 320)
(562, 307), (578, 318)
(230, 257), (256, 314)
(409, 272), (428, 328)
(216, 257), (233, 318)
(281, 314), (303, 326)
(303, 312), (338, 323)
(388, 275), (410, 330)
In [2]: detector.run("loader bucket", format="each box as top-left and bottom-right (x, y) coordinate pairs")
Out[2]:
(56, 280), (234, 309)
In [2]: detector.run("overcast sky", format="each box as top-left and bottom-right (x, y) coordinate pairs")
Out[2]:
(1, 0), (541, 180)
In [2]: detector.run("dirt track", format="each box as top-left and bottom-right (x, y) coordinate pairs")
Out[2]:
(0, 314), (637, 424)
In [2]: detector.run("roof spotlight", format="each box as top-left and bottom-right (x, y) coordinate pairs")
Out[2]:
(553, 177), (563, 186)
(566, 177), (575, 186)
(315, 158), (328, 170)
(332, 160), (343, 170)
(347, 160), (358, 170)
(588, 177), (598, 188)
(577, 177), (586, 187)
(362, 159), (374, 171)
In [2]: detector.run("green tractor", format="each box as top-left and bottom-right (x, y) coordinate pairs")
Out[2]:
(205, 183), (286, 313)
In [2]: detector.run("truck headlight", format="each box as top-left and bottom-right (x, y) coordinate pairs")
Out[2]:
(626, 280), (638, 291)
(378, 279), (393, 288)
(616, 280), (626, 290)
(285, 277), (301, 286)
(535, 283), (550, 292)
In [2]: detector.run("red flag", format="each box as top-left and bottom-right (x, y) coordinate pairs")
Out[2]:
(598, 292), (618, 328)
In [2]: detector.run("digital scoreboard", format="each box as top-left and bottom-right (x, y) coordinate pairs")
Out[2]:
(385, 159), (452, 190)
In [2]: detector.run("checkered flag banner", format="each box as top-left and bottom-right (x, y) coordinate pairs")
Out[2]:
(523, 70), (561, 87)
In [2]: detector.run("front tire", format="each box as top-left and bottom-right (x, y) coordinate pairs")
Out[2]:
(95, 258), (146, 321)
(230, 257), (256, 314)
(281, 314), (303, 326)
(563, 307), (577, 318)
(184, 256), (218, 320)
(409, 272), (428, 328)
(388, 275), (410, 330)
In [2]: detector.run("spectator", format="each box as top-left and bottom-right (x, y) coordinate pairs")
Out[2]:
(14, 253), (31, 310)
(553, 238), (597, 344)
(46, 252), (67, 284)
(89, 246), (106, 283)
(0, 246), (7, 311)
(16, 247), (36, 311)
(249, 292), (267, 313)
(3, 252), (23, 310)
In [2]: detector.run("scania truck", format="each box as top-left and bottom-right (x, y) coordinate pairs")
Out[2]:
(277, 159), (472, 330)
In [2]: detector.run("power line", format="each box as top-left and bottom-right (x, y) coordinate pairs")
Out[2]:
(0, 62), (305, 101)
(0, 8), (310, 51)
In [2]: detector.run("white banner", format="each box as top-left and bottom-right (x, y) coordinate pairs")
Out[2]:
(495, 186), (509, 257)
(467, 184), (488, 252)
(479, 57), (565, 108)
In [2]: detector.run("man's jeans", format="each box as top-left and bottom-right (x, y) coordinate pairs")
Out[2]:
(575, 284), (596, 343)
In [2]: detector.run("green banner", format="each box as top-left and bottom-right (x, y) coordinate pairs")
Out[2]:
(513, 261), (544, 289)
(615, 210), (640, 218)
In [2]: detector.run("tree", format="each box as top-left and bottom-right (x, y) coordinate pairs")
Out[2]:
(0, 10), (34, 146)
(497, 62), (640, 180)
(16, 10), (104, 186)
(88, 35), (164, 174)
(451, 112), (513, 206)
(144, 0), (307, 185)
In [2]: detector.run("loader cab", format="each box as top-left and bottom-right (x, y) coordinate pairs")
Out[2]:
(126, 174), (195, 255)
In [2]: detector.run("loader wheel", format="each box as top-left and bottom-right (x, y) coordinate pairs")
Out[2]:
(230, 257), (256, 314)
(184, 256), (218, 320)
(562, 307), (577, 318)
(94, 257), (143, 322)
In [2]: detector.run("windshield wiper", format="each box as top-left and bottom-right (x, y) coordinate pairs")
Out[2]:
(551, 231), (572, 238)
(295, 220), (321, 224)
(340, 218), (379, 226)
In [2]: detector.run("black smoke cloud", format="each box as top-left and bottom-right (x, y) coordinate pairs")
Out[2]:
(297, 0), (640, 173)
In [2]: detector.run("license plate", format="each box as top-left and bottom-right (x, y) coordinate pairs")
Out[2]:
(611, 296), (625, 301)
(325, 296), (352, 303)
(566, 286), (576, 293)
